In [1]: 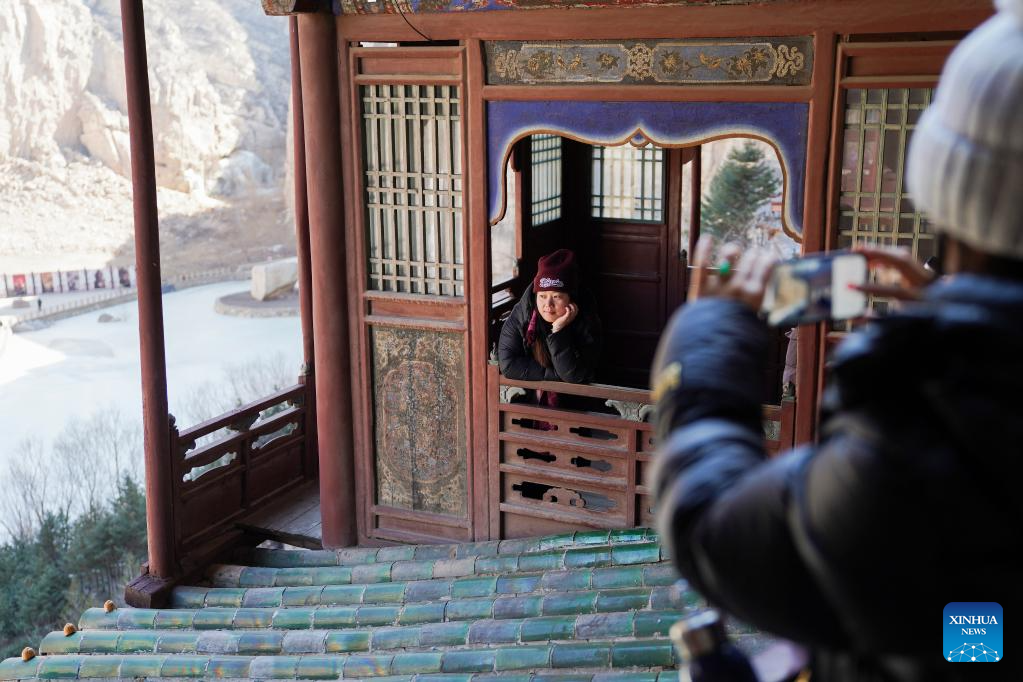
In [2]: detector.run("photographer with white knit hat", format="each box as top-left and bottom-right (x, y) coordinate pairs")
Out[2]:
(649, 2), (1023, 680)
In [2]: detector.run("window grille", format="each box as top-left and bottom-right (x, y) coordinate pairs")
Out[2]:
(837, 88), (935, 313)
(530, 134), (562, 225)
(360, 84), (464, 296)
(591, 145), (664, 222)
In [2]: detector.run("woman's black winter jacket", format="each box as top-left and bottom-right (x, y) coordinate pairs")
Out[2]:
(498, 283), (602, 383)
(650, 274), (1023, 682)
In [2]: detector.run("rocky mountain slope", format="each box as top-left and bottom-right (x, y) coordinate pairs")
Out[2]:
(0, 0), (294, 275)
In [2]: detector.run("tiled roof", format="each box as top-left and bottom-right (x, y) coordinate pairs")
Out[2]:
(0, 529), (704, 681)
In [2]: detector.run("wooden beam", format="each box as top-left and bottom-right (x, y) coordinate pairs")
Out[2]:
(263, 0), (333, 16)
(337, 0), (991, 42)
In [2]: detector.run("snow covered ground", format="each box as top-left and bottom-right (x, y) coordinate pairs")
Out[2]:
(0, 281), (302, 487)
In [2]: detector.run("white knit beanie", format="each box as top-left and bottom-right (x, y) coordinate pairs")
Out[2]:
(907, 0), (1023, 259)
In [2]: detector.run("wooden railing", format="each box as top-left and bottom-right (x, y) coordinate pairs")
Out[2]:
(488, 364), (795, 537)
(169, 382), (314, 573)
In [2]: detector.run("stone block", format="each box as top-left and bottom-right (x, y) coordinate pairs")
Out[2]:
(251, 258), (298, 301)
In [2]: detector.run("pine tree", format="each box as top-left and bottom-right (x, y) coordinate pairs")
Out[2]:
(701, 141), (781, 245)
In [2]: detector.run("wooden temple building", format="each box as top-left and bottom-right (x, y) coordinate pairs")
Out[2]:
(0, 0), (994, 679)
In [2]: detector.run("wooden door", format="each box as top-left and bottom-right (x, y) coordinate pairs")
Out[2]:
(587, 146), (684, 389)
(345, 46), (476, 544)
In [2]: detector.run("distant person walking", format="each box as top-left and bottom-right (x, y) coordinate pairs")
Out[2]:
(36, 298), (42, 312)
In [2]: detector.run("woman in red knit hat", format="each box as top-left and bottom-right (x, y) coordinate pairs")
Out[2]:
(498, 249), (602, 401)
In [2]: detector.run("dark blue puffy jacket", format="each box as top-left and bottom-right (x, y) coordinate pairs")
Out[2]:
(651, 274), (1023, 682)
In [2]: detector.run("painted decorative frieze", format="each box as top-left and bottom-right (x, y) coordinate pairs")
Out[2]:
(486, 38), (812, 86)
(336, 0), (783, 15)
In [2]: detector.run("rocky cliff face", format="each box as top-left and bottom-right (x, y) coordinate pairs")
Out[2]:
(0, 0), (291, 272)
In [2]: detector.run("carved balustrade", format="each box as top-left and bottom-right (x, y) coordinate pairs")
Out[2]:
(169, 382), (314, 573)
(488, 364), (795, 537)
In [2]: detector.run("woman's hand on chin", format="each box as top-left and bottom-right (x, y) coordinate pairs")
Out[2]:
(552, 303), (578, 334)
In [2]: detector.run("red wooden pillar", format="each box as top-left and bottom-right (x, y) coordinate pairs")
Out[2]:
(120, 0), (176, 579)
(290, 17), (318, 478)
(298, 12), (357, 548)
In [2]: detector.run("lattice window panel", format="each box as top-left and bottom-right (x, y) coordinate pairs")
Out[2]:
(360, 84), (464, 296)
(530, 134), (562, 225)
(592, 145), (665, 222)
(837, 87), (935, 314)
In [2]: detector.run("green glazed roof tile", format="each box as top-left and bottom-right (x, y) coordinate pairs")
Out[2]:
(392, 652), (444, 675)
(312, 607), (358, 629)
(494, 644), (551, 671)
(550, 642), (612, 669)
(79, 630), (124, 655)
(160, 654), (210, 677)
(156, 631), (201, 654)
(371, 625), (422, 650)
(320, 584), (366, 605)
(610, 543), (661, 567)
(356, 606), (402, 627)
(117, 630), (160, 654)
(492, 595), (542, 620)
(39, 631), (80, 656)
(295, 655), (346, 680)
(234, 607), (275, 629)
(520, 616), (576, 642)
(563, 547), (612, 569)
(495, 575), (540, 595)
(205, 587), (246, 608)
(421, 621), (471, 647)
(77, 608), (119, 630)
(398, 602), (447, 625)
(352, 562), (395, 584)
(170, 586), (208, 609)
(114, 655), (165, 677)
(272, 607), (316, 629)
(405, 580), (452, 602)
(573, 530), (612, 546)
(154, 609), (196, 629)
(451, 576), (498, 598)
(538, 533), (577, 552)
(441, 649), (497, 674)
(75, 656), (121, 679)
(325, 630), (371, 654)
(391, 560), (435, 582)
(283, 586), (327, 607)
(242, 587), (285, 608)
(310, 566), (355, 585)
(412, 544), (457, 561)
(575, 612), (636, 640)
(611, 640), (676, 668)
(467, 619), (522, 645)
(249, 655), (300, 679)
(36, 656), (82, 680)
(343, 653), (394, 677)
(2, 527), (689, 682)
(192, 607), (237, 630)
(592, 566), (644, 590)
(444, 598), (494, 621)
(0, 657), (40, 681)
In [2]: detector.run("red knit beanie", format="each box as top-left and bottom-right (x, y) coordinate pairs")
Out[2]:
(533, 249), (578, 294)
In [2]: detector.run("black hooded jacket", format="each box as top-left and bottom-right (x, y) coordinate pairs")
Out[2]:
(498, 283), (602, 384)
(650, 274), (1023, 681)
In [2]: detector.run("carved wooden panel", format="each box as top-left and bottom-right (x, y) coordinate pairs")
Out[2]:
(372, 327), (467, 517)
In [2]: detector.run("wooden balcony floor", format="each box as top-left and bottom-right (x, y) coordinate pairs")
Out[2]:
(237, 480), (323, 549)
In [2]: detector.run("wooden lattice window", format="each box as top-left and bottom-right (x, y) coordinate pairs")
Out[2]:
(836, 87), (936, 314)
(530, 134), (562, 225)
(591, 145), (665, 222)
(360, 84), (464, 296)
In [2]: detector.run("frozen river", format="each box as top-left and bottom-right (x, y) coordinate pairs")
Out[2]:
(0, 281), (303, 494)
